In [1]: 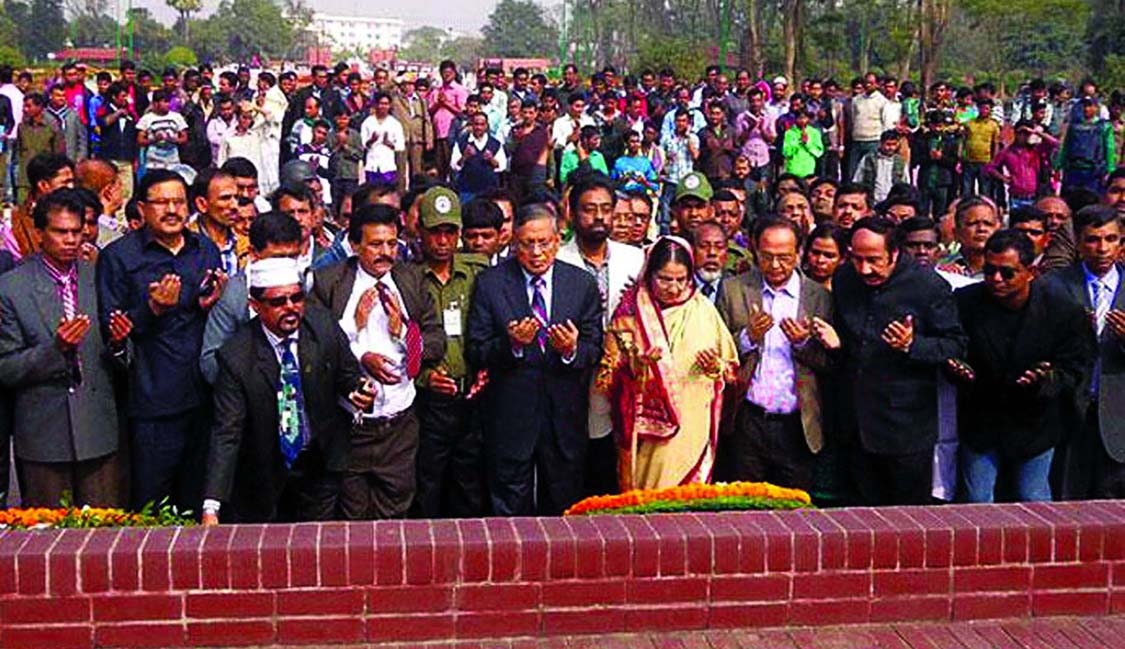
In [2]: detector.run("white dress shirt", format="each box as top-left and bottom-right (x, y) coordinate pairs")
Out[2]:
(738, 273), (800, 414)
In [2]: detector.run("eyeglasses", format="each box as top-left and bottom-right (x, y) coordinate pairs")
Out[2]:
(516, 240), (555, 253)
(982, 264), (1018, 280)
(758, 252), (797, 266)
(261, 291), (306, 308)
(143, 198), (188, 209)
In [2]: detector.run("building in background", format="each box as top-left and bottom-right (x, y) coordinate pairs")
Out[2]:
(310, 13), (406, 54)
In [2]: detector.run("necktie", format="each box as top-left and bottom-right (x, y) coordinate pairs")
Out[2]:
(1094, 280), (1111, 337)
(278, 338), (309, 470)
(530, 275), (548, 351)
(376, 282), (423, 378)
(701, 283), (715, 299)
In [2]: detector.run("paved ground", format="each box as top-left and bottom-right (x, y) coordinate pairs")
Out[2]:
(360, 616), (1125, 648)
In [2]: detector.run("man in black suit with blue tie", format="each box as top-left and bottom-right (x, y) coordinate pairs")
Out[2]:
(467, 204), (603, 515)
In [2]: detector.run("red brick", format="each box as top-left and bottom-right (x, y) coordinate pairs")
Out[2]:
(648, 515), (687, 577)
(873, 569), (950, 596)
(187, 620), (275, 646)
(277, 587), (365, 615)
(953, 566), (1030, 592)
(625, 606), (707, 632)
(368, 584), (454, 613)
(347, 521), (375, 586)
(869, 596), (950, 622)
(792, 528), (820, 573)
(949, 518), (979, 567)
(318, 523), (348, 587)
(1079, 522), (1107, 563)
(542, 579), (626, 607)
(170, 525), (206, 590)
(227, 524), (264, 590)
(139, 527), (174, 592)
(288, 524), (319, 587)
(47, 529), (89, 596)
(277, 617), (365, 644)
(456, 582), (540, 611)
(827, 510), (873, 570)
(953, 593), (1030, 620)
(619, 516), (660, 578)
(186, 592), (274, 619)
(710, 574), (790, 602)
(706, 518), (742, 575)
(93, 593), (183, 621)
(511, 517), (548, 581)
(0, 531), (29, 593)
(1032, 563), (1109, 591)
(878, 509), (925, 568)
(627, 577), (708, 604)
(719, 513), (766, 574)
(401, 520), (433, 586)
(569, 516), (606, 578)
(374, 521), (405, 585)
(109, 528), (146, 591)
(0, 596), (91, 623)
(679, 514), (716, 575)
(789, 598), (869, 625)
(367, 613), (455, 642)
(258, 525), (293, 588)
(456, 610), (540, 638)
(1003, 525), (1028, 564)
(199, 526), (234, 590)
(1032, 591), (1108, 616)
(792, 572), (870, 599)
(1111, 590), (1125, 614)
(540, 518), (577, 579)
(708, 603), (789, 629)
(95, 622), (186, 647)
(542, 607), (628, 634)
(1028, 521), (1052, 563)
(801, 511), (847, 571)
(1056, 524), (1079, 562)
(755, 513), (795, 573)
(597, 516), (633, 578)
(431, 519), (461, 584)
(16, 531), (56, 594)
(0, 624), (91, 649)
(485, 518), (519, 582)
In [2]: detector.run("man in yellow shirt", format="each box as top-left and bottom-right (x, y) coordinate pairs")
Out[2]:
(961, 99), (1001, 199)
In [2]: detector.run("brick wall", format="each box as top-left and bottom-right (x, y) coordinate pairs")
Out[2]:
(1, 502), (1123, 647)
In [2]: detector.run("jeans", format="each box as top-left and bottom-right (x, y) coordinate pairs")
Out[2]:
(961, 161), (994, 199)
(961, 446), (1054, 503)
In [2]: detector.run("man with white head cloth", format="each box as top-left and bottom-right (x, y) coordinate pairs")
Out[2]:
(202, 257), (374, 524)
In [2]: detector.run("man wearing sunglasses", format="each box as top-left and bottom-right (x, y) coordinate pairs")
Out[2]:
(203, 257), (374, 524)
(947, 230), (1089, 503)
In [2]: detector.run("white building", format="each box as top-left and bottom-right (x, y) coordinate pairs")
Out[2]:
(310, 13), (405, 53)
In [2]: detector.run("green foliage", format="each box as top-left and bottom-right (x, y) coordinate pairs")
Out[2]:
(164, 45), (198, 69)
(0, 45), (23, 68)
(25, 0), (65, 61)
(633, 37), (709, 86)
(189, 0), (295, 63)
(481, 0), (558, 58)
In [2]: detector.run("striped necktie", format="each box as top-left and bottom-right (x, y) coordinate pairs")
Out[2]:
(530, 275), (548, 351)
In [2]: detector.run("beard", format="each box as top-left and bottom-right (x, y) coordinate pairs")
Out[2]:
(697, 268), (723, 283)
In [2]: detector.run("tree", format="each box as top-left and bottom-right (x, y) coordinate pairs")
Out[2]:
(26, 0), (65, 60)
(166, 0), (202, 42)
(399, 26), (451, 62)
(481, 0), (558, 58)
(634, 36), (709, 85)
(192, 0), (296, 63)
(164, 45), (198, 68)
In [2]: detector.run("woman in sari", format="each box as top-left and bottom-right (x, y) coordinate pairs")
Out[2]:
(596, 236), (738, 491)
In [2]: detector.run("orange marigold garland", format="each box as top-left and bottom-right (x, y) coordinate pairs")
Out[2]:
(564, 481), (812, 516)
(0, 500), (195, 529)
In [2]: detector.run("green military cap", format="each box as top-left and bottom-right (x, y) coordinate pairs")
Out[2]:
(419, 186), (462, 229)
(674, 172), (713, 203)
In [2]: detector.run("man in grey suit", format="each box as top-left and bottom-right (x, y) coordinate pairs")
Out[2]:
(0, 189), (130, 506)
(200, 212), (304, 384)
(1045, 205), (1125, 498)
(717, 218), (834, 491)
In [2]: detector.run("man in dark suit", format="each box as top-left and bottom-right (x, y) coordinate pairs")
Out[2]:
(950, 230), (1091, 503)
(0, 248), (13, 507)
(1044, 204), (1125, 498)
(467, 204), (603, 515)
(202, 258), (374, 524)
(813, 217), (967, 506)
(0, 189), (130, 507)
(693, 220), (730, 304)
(717, 218), (833, 491)
(310, 203), (445, 519)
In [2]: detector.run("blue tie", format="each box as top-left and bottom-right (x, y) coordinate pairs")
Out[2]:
(278, 338), (309, 469)
(531, 276), (548, 351)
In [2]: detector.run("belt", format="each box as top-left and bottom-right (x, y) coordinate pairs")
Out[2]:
(743, 400), (799, 421)
(356, 408), (410, 427)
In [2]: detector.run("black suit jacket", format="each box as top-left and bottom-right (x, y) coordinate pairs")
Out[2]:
(1044, 262), (1125, 462)
(466, 258), (603, 463)
(831, 257), (967, 454)
(309, 257), (446, 375)
(954, 280), (1091, 460)
(205, 306), (361, 523)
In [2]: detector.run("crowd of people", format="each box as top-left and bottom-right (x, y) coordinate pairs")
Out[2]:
(1, 56), (1124, 523)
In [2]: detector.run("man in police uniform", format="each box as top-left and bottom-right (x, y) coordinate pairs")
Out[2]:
(413, 187), (489, 517)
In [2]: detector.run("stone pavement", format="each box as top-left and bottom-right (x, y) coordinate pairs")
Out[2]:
(364, 615), (1125, 648)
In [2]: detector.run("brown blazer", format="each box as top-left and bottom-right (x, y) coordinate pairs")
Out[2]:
(391, 92), (433, 148)
(309, 257), (446, 372)
(716, 269), (834, 453)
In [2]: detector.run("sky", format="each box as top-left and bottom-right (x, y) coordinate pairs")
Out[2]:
(133, 0), (506, 34)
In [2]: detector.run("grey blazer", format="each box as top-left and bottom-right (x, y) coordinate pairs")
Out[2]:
(200, 273), (251, 384)
(0, 256), (119, 462)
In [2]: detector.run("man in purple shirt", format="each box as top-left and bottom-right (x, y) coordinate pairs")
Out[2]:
(428, 60), (468, 181)
(715, 218), (833, 491)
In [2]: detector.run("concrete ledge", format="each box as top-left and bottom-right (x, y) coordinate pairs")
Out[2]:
(1, 502), (1124, 647)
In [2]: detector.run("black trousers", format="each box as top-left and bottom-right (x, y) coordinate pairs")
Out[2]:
(414, 392), (485, 518)
(730, 401), (815, 492)
(274, 448), (342, 523)
(129, 408), (210, 514)
(339, 409), (418, 520)
(0, 394), (12, 509)
(584, 435), (619, 497)
(851, 444), (933, 506)
(488, 428), (585, 517)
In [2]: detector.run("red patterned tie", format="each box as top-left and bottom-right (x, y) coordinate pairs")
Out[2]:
(377, 282), (424, 378)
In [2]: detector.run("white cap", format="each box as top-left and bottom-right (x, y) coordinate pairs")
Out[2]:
(772, 75), (788, 86)
(249, 258), (301, 290)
